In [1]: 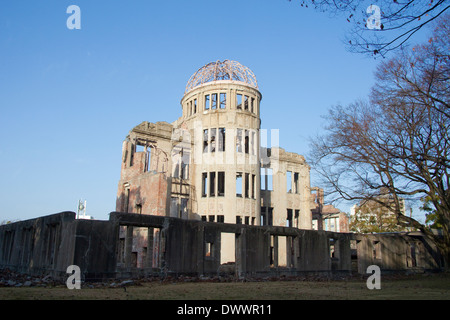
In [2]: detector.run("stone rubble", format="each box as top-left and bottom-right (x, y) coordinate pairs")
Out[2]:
(0, 268), (426, 289)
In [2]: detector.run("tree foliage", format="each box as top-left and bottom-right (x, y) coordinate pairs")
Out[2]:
(309, 13), (450, 266)
(292, 0), (450, 56)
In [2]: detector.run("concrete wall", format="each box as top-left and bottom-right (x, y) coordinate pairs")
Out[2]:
(0, 212), (116, 280)
(0, 212), (444, 281)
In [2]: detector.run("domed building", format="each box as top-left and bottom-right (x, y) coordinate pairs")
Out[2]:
(116, 60), (313, 265)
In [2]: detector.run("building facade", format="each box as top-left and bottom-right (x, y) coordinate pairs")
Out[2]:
(116, 60), (314, 264)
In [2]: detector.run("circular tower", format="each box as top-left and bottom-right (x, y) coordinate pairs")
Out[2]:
(179, 60), (262, 228)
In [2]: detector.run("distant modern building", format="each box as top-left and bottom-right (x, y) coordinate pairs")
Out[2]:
(350, 188), (407, 232)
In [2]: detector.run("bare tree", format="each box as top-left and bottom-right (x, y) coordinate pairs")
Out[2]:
(292, 0), (449, 56)
(309, 14), (450, 267)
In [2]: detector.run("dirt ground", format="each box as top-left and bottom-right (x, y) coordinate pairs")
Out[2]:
(0, 272), (449, 300)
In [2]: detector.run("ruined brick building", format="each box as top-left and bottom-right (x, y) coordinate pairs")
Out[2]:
(115, 60), (316, 263)
(1, 60), (442, 281)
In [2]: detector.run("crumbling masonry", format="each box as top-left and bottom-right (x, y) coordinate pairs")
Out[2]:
(0, 211), (444, 281)
(0, 60), (445, 281)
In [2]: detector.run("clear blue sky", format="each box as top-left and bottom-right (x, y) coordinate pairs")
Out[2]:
(0, 0), (428, 222)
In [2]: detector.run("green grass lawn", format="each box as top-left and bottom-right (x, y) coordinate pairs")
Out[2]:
(0, 273), (449, 300)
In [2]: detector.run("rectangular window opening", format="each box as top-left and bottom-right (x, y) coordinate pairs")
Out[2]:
(267, 168), (273, 191)
(220, 93), (226, 109)
(136, 144), (145, 153)
(236, 129), (243, 153)
(287, 171), (292, 193)
(330, 238), (336, 258)
(244, 130), (249, 154)
(205, 94), (210, 110)
(218, 171), (225, 196)
(209, 172), (216, 197)
(251, 131), (256, 155)
(203, 129), (209, 153)
(286, 209), (293, 227)
(268, 207), (273, 226)
(210, 128), (216, 153)
(205, 242), (213, 257)
(251, 174), (255, 199)
(146, 147), (152, 172)
(260, 168), (266, 190)
(245, 173), (249, 198)
(236, 173), (242, 197)
(236, 94), (242, 109)
(294, 172), (299, 194)
(373, 241), (381, 260)
(294, 210), (300, 228)
(202, 173), (208, 197)
(211, 93), (217, 110)
(218, 128), (225, 152)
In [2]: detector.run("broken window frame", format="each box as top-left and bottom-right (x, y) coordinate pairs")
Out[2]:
(220, 93), (226, 109)
(210, 128), (216, 153)
(244, 95), (249, 111)
(211, 93), (217, 110)
(205, 94), (210, 110)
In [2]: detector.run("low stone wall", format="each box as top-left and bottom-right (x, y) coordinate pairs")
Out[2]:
(0, 212), (444, 281)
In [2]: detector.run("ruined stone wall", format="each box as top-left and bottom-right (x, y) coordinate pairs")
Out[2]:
(0, 212), (116, 280)
(116, 121), (173, 216)
(2, 212), (443, 281)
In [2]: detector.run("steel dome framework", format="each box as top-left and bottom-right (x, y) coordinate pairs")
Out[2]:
(185, 60), (258, 94)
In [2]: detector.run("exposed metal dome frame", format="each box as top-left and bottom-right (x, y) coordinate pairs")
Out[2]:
(185, 60), (258, 94)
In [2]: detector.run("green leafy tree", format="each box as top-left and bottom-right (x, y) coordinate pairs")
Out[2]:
(421, 196), (444, 229)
